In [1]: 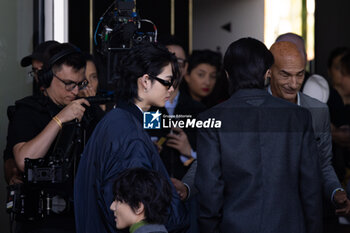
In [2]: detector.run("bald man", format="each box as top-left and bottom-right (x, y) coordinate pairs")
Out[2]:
(276, 33), (330, 103)
(268, 41), (350, 215)
(275, 32), (307, 62)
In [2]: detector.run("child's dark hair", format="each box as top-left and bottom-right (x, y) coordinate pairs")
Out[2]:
(113, 168), (172, 224)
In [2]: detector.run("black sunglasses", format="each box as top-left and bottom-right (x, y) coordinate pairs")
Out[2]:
(53, 74), (89, 91)
(148, 74), (173, 89)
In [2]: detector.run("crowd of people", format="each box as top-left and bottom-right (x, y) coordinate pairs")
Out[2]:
(4, 32), (350, 233)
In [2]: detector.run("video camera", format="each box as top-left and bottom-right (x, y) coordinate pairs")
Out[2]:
(6, 121), (83, 220)
(94, 0), (158, 83)
(24, 158), (70, 184)
(6, 183), (72, 221)
(95, 0), (157, 53)
(83, 90), (115, 105)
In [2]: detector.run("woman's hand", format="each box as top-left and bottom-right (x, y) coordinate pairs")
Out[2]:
(166, 128), (192, 158)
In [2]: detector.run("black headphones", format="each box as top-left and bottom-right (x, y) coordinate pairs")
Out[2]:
(38, 46), (80, 88)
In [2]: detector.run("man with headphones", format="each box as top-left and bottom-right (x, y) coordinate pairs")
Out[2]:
(6, 42), (103, 233)
(4, 41), (59, 187)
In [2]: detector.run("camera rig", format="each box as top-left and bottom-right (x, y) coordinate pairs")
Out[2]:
(94, 0), (158, 83)
(6, 120), (84, 221)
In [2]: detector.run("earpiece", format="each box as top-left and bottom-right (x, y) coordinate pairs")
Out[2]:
(38, 47), (80, 88)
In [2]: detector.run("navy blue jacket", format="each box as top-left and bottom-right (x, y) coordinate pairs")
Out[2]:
(74, 101), (189, 233)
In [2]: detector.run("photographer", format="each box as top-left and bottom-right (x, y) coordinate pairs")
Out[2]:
(6, 42), (103, 233)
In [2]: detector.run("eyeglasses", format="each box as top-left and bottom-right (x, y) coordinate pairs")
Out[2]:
(53, 74), (89, 91)
(148, 74), (173, 89)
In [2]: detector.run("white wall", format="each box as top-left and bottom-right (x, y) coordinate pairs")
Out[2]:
(193, 0), (264, 54)
(0, 0), (33, 232)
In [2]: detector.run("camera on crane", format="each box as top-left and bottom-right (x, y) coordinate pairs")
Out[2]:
(94, 0), (158, 83)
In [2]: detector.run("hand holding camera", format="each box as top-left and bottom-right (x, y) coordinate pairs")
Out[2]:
(56, 98), (90, 123)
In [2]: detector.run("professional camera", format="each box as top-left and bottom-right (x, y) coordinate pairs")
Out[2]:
(6, 183), (72, 221)
(6, 121), (83, 221)
(24, 158), (69, 184)
(95, 0), (157, 53)
(83, 90), (115, 105)
(94, 0), (158, 83)
(24, 120), (82, 184)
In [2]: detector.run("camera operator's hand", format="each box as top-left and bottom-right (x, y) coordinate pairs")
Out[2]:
(166, 128), (192, 158)
(13, 98), (90, 172)
(56, 98), (90, 123)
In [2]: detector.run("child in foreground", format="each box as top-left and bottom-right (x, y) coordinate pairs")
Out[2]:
(110, 168), (172, 233)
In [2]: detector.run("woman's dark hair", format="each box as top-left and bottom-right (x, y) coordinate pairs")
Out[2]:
(113, 168), (172, 224)
(180, 49), (223, 107)
(116, 42), (180, 104)
(186, 49), (222, 75)
(327, 47), (350, 69)
(82, 52), (105, 92)
(84, 53), (100, 76)
(224, 37), (274, 94)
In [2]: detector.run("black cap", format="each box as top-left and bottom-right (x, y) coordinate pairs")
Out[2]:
(20, 40), (60, 67)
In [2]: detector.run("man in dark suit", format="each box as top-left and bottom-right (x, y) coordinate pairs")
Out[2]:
(195, 37), (322, 233)
(267, 41), (350, 213)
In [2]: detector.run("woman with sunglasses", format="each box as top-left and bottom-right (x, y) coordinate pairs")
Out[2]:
(74, 42), (189, 233)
